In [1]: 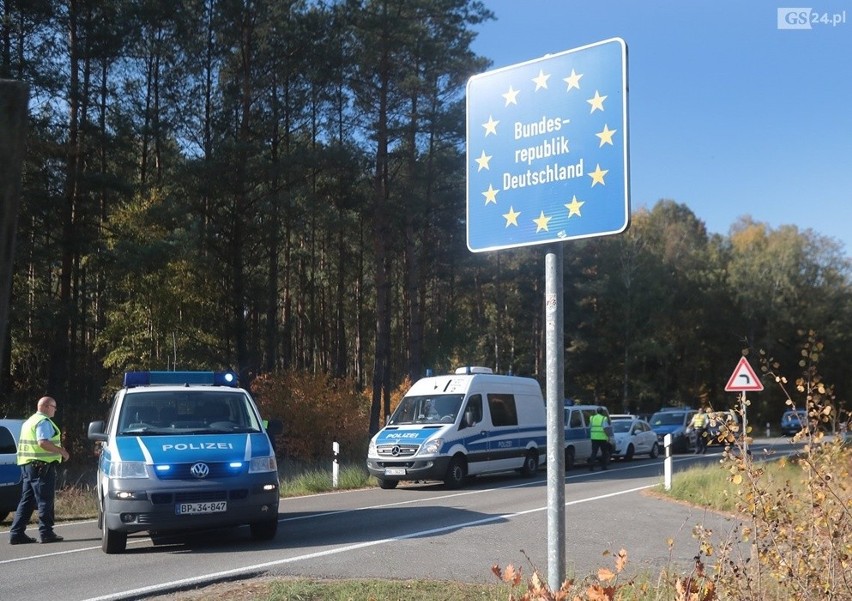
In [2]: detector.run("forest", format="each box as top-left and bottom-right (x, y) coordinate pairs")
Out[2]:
(1, 0), (850, 459)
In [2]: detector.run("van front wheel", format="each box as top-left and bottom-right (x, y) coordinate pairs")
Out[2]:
(102, 526), (127, 554)
(378, 478), (399, 489)
(565, 446), (575, 471)
(519, 450), (539, 477)
(444, 457), (466, 489)
(250, 518), (278, 541)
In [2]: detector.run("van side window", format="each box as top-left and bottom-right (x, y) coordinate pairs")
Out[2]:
(0, 425), (16, 454)
(487, 394), (518, 427)
(569, 410), (584, 429)
(462, 395), (483, 428)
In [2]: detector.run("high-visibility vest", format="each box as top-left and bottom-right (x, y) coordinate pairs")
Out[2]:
(590, 413), (609, 441)
(691, 413), (708, 428)
(17, 413), (63, 465)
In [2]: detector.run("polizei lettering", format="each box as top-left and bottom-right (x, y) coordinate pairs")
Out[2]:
(384, 432), (420, 439)
(162, 442), (234, 451)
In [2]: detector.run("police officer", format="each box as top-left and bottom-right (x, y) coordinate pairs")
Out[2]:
(8, 396), (70, 544)
(588, 407), (611, 471)
(690, 406), (709, 455)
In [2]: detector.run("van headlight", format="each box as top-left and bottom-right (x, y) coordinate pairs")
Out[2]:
(108, 461), (148, 479)
(249, 456), (278, 473)
(368, 439), (377, 456)
(420, 438), (443, 455)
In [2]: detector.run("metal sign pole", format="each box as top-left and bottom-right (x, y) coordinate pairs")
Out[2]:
(545, 245), (565, 590)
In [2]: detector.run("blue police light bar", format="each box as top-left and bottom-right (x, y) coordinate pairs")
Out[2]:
(123, 371), (239, 388)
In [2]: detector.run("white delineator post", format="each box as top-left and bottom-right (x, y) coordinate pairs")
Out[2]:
(664, 434), (672, 491)
(332, 441), (340, 488)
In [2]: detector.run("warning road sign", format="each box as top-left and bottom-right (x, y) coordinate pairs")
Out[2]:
(725, 356), (764, 392)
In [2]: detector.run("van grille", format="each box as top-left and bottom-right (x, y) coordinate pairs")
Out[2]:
(376, 443), (419, 457)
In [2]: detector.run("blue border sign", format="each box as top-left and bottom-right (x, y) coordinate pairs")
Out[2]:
(466, 38), (629, 252)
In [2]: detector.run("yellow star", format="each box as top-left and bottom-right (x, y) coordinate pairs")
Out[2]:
(587, 90), (607, 113)
(482, 184), (499, 205)
(532, 69), (550, 91)
(502, 86), (519, 106)
(589, 164), (608, 187)
(475, 150), (492, 171)
(565, 195), (584, 217)
(596, 124), (617, 147)
(503, 206), (521, 227)
(482, 115), (499, 137)
(533, 211), (551, 232)
(563, 68), (583, 91)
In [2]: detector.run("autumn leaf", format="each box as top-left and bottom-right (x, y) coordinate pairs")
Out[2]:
(597, 567), (615, 582)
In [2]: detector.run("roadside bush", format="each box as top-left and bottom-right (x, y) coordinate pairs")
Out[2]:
(253, 371), (370, 463)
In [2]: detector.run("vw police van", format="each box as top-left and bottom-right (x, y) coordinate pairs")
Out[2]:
(87, 371), (281, 553)
(366, 367), (546, 489)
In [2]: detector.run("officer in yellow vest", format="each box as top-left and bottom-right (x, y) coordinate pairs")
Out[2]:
(8, 396), (70, 545)
(588, 407), (612, 471)
(690, 406), (709, 455)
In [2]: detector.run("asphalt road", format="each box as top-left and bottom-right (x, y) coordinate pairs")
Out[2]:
(1, 439), (796, 601)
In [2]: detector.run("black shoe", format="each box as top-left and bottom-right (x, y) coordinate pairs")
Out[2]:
(9, 534), (37, 545)
(40, 533), (64, 544)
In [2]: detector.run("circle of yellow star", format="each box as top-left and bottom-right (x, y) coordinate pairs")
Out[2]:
(533, 211), (551, 232)
(563, 69), (583, 91)
(482, 115), (499, 137)
(482, 184), (499, 205)
(587, 90), (607, 113)
(589, 164), (608, 187)
(596, 124), (617, 147)
(503, 206), (521, 227)
(475, 150), (492, 171)
(565, 195), (584, 217)
(502, 86), (519, 106)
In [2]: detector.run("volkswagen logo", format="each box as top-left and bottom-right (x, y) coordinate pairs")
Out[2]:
(391, 445), (401, 456)
(190, 462), (210, 478)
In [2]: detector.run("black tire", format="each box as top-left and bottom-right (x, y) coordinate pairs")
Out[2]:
(649, 442), (659, 458)
(250, 518), (278, 541)
(102, 525), (127, 554)
(0, 511), (8, 523)
(624, 444), (635, 461)
(378, 478), (399, 489)
(565, 446), (575, 471)
(443, 456), (466, 489)
(519, 450), (539, 477)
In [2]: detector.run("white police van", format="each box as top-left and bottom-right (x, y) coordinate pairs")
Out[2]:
(87, 371), (281, 553)
(366, 367), (546, 489)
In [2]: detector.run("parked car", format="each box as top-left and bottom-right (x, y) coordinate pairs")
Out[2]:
(610, 416), (659, 460)
(780, 409), (808, 436)
(648, 408), (697, 453)
(704, 410), (740, 446)
(0, 418), (25, 523)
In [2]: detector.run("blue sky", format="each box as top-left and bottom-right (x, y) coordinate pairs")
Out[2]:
(469, 0), (852, 255)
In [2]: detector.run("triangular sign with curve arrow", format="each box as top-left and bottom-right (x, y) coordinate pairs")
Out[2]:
(725, 356), (764, 392)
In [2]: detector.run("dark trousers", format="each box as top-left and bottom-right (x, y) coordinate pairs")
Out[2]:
(10, 461), (57, 538)
(589, 439), (611, 469)
(695, 428), (708, 454)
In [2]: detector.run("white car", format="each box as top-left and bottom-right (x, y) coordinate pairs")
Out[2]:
(610, 416), (659, 460)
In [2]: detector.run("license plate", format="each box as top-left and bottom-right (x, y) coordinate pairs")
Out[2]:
(384, 467), (406, 476)
(176, 501), (227, 515)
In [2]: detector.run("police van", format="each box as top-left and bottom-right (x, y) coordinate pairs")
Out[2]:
(366, 367), (546, 489)
(87, 371), (281, 553)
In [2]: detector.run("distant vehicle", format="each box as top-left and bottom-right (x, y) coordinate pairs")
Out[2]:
(704, 410), (740, 446)
(563, 403), (612, 470)
(648, 408), (697, 453)
(367, 367), (546, 489)
(610, 416), (659, 460)
(0, 418), (25, 523)
(780, 409), (808, 436)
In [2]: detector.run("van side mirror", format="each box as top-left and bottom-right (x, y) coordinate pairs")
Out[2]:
(265, 419), (283, 437)
(88, 421), (108, 442)
(462, 410), (476, 429)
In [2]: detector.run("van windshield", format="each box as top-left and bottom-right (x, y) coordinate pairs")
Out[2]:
(117, 390), (262, 435)
(650, 412), (686, 426)
(388, 395), (464, 425)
